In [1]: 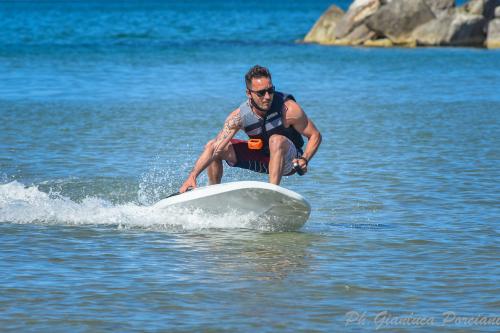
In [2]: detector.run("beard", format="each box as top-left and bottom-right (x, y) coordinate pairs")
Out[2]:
(250, 96), (273, 113)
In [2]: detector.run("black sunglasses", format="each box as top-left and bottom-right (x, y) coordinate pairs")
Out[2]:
(249, 85), (275, 97)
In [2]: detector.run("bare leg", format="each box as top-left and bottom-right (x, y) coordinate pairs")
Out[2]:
(206, 140), (238, 185)
(207, 159), (223, 184)
(268, 135), (289, 185)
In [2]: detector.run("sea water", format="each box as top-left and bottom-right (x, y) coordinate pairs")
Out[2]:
(1, 1), (499, 331)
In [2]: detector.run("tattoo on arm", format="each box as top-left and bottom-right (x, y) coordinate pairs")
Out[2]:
(213, 113), (241, 154)
(187, 112), (241, 178)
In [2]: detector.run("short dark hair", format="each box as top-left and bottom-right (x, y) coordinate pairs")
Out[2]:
(245, 65), (272, 88)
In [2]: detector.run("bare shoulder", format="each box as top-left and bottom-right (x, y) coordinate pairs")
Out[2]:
(228, 108), (241, 118)
(283, 99), (307, 125)
(224, 108), (243, 130)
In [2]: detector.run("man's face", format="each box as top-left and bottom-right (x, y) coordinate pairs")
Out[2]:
(246, 77), (274, 112)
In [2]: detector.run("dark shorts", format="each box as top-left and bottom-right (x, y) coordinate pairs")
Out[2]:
(228, 139), (301, 175)
(229, 139), (270, 173)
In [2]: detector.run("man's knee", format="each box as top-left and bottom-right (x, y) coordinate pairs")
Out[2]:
(207, 139), (229, 160)
(205, 139), (216, 152)
(268, 135), (289, 153)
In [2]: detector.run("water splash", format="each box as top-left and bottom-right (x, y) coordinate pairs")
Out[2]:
(137, 154), (207, 205)
(137, 157), (177, 205)
(0, 181), (269, 231)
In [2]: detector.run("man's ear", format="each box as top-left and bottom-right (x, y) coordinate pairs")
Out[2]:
(245, 89), (251, 99)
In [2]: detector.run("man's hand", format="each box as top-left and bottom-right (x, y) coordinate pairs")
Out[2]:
(292, 157), (308, 175)
(179, 174), (197, 193)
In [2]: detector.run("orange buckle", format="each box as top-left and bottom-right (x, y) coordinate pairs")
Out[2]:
(248, 139), (263, 150)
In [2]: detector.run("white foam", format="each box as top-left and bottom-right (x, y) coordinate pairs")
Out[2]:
(0, 181), (263, 231)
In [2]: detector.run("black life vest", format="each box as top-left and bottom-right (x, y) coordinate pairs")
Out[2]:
(239, 92), (304, 153)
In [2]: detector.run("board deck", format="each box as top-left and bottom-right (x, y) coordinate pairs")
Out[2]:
(152, 181), (311, 231)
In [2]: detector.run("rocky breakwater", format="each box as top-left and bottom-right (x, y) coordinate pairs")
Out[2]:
(303, 0), (500, 48)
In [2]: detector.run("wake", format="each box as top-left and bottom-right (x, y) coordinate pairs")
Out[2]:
(0, 181), (262, 231)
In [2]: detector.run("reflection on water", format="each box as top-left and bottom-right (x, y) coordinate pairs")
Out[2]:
(173, 230), (319, 281)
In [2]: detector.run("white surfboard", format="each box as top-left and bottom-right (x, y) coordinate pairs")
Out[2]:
(152, 181), (311, 231)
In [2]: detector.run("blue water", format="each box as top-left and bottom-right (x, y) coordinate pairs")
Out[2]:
(1, 1), (499, 331)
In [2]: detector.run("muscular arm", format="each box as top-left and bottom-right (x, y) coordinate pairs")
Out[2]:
(179, 109), (242, 192)
(213, 110), (242, 157)
(284, 100), (322, 168)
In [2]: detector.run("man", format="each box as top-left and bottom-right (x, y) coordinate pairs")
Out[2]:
(179, 65), (321, 193)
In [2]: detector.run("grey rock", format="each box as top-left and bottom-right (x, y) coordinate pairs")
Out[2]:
(412, 14), (454, 45)
(343, 24), (377, 45)
(413, 11), (487, 45)
(449, 13), (487, 44)
(424, 0), (456, 15)
(365, 0), (436, 44)
(335, 0), (381, 39)
(304, 0), (497, 48)
(464, 0), (500, 20)
(486, 18), (500, 47)
(303, 5), (344, 43)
